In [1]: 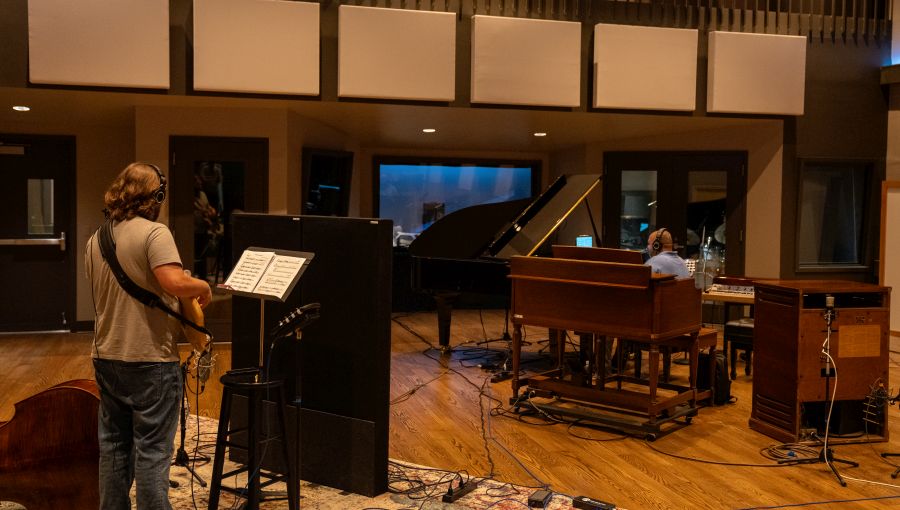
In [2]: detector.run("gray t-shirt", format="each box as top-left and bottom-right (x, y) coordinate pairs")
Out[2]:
(646, 251), (691, 279)
(86, 217), (183, 362)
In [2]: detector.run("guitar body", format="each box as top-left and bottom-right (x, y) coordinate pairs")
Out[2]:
(180, 296), (210, 352)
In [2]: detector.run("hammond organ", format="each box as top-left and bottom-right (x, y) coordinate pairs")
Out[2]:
(508, 255), (706, 438)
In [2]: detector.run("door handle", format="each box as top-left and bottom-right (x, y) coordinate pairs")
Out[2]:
(0, 232), (66, 251)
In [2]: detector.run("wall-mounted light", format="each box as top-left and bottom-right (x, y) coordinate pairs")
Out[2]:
(422, 128), (436, 133)
(12, 106), (31, 112)
(533, 132), (547, 137)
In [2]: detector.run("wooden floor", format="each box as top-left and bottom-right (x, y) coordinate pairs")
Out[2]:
(3, 310), (900, 509)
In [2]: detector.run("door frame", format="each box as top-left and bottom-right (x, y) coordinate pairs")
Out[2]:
(0, 133), (77, 332)
(602, 151), (747, 276)
(168, 136), (269, 274)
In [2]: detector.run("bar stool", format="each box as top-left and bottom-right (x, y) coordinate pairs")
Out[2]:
(724, 318), (754, 380)
(208, 367), (298, 510)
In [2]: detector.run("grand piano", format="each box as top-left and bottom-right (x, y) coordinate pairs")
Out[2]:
(408, 174), (602, 349)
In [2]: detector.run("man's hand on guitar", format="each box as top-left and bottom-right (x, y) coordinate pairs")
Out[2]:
(196, 280), (212, 308)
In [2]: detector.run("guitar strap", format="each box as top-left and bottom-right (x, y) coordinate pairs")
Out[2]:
(97, 220), (213, 341)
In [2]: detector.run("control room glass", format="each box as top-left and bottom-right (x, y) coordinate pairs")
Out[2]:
(619, 170), (657, 251)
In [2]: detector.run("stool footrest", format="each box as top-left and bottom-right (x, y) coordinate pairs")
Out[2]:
(222, 466), (250, 479)
(219, 440), (248, 450)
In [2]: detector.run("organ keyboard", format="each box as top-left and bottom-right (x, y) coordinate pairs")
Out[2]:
(702, 276), (756, 304)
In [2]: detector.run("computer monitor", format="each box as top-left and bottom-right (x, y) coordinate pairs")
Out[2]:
(576, 235), (593, 247)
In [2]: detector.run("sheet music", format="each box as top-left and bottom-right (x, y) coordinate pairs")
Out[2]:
(253, 255), (306, 298)
(223, 250), (275, 293)
(222, 249), (308, 300)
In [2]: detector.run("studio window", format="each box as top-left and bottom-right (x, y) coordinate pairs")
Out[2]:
(796, 160), (872, 269)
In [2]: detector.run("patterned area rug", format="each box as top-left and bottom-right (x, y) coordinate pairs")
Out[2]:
(166, 415), (580, 510)
(0, 415), (582, 510)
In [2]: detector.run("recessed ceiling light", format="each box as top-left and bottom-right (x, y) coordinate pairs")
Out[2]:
(12, 106), (30, 112)
(533, 132), (547, 137)
(422, 128), (436, 133)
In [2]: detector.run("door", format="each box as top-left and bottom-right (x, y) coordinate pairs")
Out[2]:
(0, 135), (76, 332)
(169, 136), (268, 283)
(603, 151), (747, 279)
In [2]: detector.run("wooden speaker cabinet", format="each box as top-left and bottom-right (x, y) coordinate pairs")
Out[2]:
(751, 280), (891, 444)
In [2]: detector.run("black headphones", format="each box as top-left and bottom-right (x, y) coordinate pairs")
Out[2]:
(651, 227), (667, 255)
(147, 163), (167, 203)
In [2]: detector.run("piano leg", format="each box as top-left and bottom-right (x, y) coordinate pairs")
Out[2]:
(433, 292), (460, 351)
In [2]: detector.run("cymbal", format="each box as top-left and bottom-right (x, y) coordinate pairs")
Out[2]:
(714, 223), (726, 244)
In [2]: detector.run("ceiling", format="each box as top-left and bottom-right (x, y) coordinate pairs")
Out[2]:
(0, 86), (771, 153)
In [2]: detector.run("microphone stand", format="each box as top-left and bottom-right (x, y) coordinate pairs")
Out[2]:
(779, 297), (857, 486)
(171, 352), (207, 488)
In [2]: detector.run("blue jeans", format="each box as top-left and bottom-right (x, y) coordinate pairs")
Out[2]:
(93, 358), (181, 510)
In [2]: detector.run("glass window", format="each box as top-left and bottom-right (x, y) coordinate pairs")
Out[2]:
(376, 161), (536, 244)
(687, 171), (727, 287)
(797, 161), (869, 267)
(27, 178), (54, 235)
(619, 170), (656, 251)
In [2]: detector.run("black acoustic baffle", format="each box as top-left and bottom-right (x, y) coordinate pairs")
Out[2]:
(230, 213), (392, 497)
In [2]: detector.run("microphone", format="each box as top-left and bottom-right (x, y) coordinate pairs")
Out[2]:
(197, 348), (212, 385)
(824, 294), (835, 325)
(270, 302), (321, 338)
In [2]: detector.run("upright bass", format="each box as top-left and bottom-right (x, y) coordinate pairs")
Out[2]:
(0, 379), (100, 509)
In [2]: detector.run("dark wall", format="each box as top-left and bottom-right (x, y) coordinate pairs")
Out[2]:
(780, 39), (889, 281)
(0, 0), (27, 88)
(231, 213), (392, 496)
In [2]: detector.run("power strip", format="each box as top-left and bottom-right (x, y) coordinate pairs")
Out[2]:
(572, 495), (616, 510)
(441, 480), (477, 503)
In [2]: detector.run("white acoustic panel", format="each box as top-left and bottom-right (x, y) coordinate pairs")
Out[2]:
(471, 15), (581, 107)
(707, 31), (806, 115)
(194, 0), (319, 95)
(28, 0), (169, 88)
(593, 24), (697, 111)
(339, 5), (455, 101)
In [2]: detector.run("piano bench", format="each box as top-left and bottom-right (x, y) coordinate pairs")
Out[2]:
(630, 328), (717, 386)
(724, 318), (754, 380)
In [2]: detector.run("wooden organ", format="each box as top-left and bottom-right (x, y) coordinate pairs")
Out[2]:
(508, 253), (709, 438)
(751, 280), (891, 443)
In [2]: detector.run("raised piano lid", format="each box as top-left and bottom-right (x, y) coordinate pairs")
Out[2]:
(409, 173), (602, 260)
(489, 174), (602, 259)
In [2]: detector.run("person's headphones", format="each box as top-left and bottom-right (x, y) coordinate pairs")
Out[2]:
(651, 228), (667, 255)
(147, 163), (167, 203)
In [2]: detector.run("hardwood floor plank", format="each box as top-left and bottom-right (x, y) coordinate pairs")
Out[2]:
(2, 310), (900, 509)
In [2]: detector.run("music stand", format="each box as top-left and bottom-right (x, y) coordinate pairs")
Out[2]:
(218, 247), (314, 371)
